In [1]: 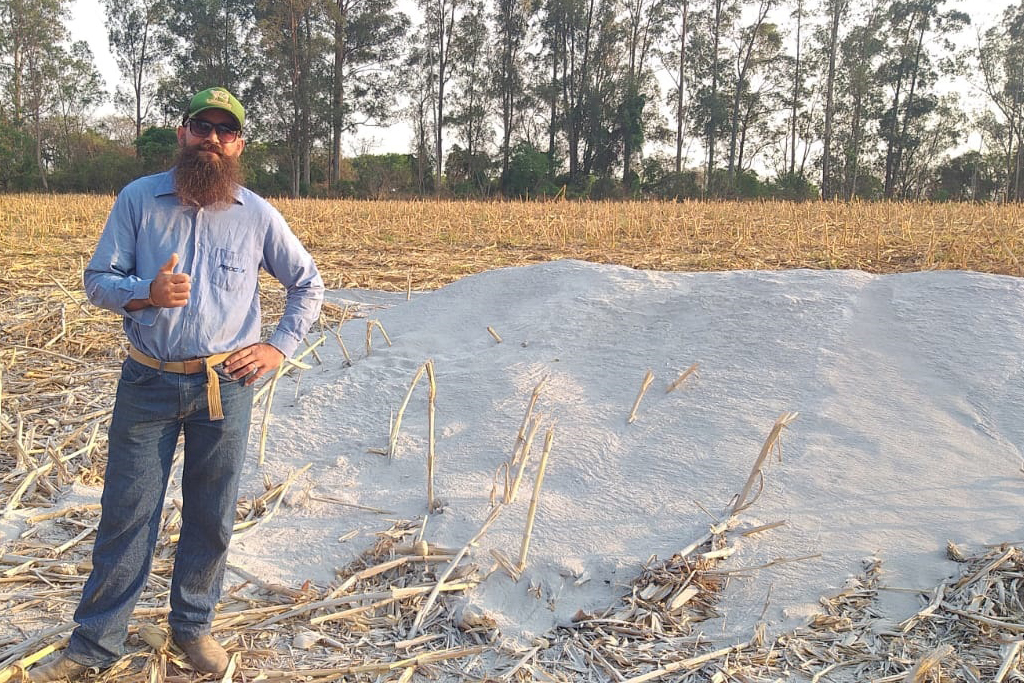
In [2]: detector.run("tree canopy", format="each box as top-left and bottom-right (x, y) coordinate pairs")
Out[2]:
(0, 0), (1020, 200)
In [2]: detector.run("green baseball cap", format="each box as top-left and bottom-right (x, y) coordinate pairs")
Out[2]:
(186, 87), (245, 129)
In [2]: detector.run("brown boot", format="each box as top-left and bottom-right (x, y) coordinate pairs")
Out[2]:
(27, 653), (89, 682)
(172, 634), (229, 675)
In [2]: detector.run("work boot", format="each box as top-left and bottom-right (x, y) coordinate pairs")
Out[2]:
(27, 653), (88, 682)
(173, 634), (229, 675)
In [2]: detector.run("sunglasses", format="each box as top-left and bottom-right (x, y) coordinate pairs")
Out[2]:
(186, 118), (242, 143)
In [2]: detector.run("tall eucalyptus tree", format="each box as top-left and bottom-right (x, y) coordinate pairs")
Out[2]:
(103, 0), (169, 139)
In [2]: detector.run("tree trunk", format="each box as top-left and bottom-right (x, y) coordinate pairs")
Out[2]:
(883, 13), (919, 200)
(891, 16), (926, 200)
(737, 99), (751, 172)
(729, 0), (770, 187)
(1006, 107), (1016, 203)
(847, 90), (863, 200)
(705, 0), (722, 195)
(13, 37), (23, 125)
(134, 26), (148, 140)
(622, 84), (635, 184)
(821, 0), (842, 200)
(136, 81), (143, 140)
(1014, 92), (1023, 202)
(499, 0), (517, 192)
(727, 0), (770, 189)
(1011, 131), (1019, 201)
(434, 0), (456, 195)
(435, 84), (444, 194)
(563, 41), (579, 177)
(622, 0), (640, 185)
(416, 95), (429, 192)
(548, 47), (558, 169)
(674, 0), (688, 173)
(789, 0), (801, 176)
(331, 0), (348, 185)
(34, 116), (48, 190)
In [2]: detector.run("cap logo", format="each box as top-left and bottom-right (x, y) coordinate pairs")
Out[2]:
(209, 90), (231, 105)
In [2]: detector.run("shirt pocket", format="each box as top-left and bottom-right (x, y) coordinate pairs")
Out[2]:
(210, 248), (250, 291)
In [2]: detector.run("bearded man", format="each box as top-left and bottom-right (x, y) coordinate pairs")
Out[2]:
(29, 87), (324, 682)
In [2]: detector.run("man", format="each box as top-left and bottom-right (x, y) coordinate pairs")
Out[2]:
(29, 87), (324, 681)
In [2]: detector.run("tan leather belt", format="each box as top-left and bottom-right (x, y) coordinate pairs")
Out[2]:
(128, 345), (235, 421)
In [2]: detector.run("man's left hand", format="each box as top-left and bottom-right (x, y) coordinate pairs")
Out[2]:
(224, 343), (285, 386)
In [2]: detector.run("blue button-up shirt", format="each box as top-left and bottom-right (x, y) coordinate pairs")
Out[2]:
(84, 170), (324, 361)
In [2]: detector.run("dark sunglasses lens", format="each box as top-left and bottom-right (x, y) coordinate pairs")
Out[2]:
(188, 119), (238, 141)
(189, 119), (213, 136)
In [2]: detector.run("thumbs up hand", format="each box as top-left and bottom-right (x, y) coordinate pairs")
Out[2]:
(149, 253), (191, 308)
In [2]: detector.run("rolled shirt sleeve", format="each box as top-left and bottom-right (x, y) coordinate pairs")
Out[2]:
(84, 191), (160, 328)
(262, 210), (324, 359)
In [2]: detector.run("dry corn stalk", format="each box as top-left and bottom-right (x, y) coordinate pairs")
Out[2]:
(233, 463), (311, 541)
(627, 370), (655, 424)
(903, 644), (953, 682)
(425, 360), (437, 511)
(731, 411), (798, 515)
(365, 319), (392, 356)
(994, 641), (1024, 683)
(508, 417), (543, 503)
(0, 636), (69, 683)
(328, 304), (353, 362)
(250, 646), (486, 679)
(407, 504), (504, 638)
(665, 363), (698, 393)
(518, 428), (554, 573)
(621, 641), (751, 683)
(389, 362), (427, 460)
(257, 365), (286, 467)
(513, 376), (546, 460)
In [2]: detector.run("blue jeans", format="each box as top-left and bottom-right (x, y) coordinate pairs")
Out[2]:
(66, 356), (253, 666)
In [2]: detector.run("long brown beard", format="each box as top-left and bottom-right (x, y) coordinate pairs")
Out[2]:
(174, 143), (243, 208)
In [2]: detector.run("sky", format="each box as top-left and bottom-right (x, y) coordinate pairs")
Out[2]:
(69, 0), (1017, 157)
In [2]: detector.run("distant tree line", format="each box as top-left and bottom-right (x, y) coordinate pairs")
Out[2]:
(0, 0), (1022, 200)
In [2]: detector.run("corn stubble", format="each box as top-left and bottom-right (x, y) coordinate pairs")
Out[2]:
(4, 196), (1024, 680)
(4, 195), (1024, 294)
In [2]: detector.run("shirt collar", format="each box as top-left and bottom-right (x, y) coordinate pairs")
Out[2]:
(156, 168), (246, 205)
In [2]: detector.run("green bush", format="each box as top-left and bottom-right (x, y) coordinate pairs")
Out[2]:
(505, 143), (554, 198)
(589, 175), (625, 200)
(445, 146), (492, 197)
(134, 127), (178, 175)
(733, 169), (767, 199)
(240, 141), (294, 196)
(352, 153), (420, 199)
(769, 172), (819, 201)
(557, 173), (596, 199)
(641, 158), (703, 199)
(51, 146), (140, 193)
(0, 123), (37, 190)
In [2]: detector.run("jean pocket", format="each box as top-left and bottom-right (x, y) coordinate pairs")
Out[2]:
(214, 364), (241, 383)
(120, 357), (160, 385)
(210, 248), (249, 291)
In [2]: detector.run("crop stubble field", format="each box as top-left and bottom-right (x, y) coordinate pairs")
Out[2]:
(4, 194), (1024, 292)
(3, 195), (1024, 681)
